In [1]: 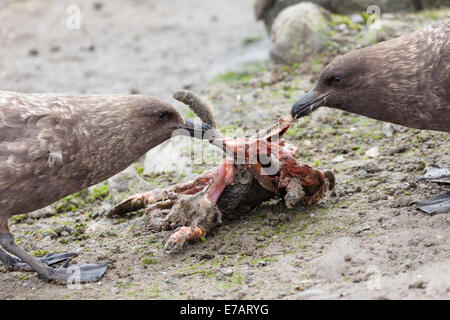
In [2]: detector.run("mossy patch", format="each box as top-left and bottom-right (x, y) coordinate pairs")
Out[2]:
(331, 14), (362, 30)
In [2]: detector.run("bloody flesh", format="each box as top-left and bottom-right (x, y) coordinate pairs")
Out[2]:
(109, 115), (334, 253)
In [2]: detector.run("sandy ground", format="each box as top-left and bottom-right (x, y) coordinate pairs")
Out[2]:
(0, 0), (449, 300)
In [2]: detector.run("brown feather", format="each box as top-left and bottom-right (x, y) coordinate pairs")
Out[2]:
(0, 91), (183, 222)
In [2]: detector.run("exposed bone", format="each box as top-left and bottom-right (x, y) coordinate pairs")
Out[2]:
(250, 115), (294, 141)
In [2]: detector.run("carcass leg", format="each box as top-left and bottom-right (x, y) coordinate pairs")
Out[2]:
(163, 162), (235, 253)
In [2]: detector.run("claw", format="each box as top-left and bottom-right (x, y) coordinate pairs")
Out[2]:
(164, 226), (205, 254)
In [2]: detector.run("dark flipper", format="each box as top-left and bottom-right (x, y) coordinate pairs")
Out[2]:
(5, 252), (78, 271)
(0, 251), (76, 271)
(414, 191), (450, 215)
(417, 165), (450, 184)
(50, 263), (108, 283)
(0, 250), (108, 282)
(0, 233), (107, 283)
(414, 166), (450, 215)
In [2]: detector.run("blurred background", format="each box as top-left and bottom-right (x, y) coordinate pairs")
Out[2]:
(0, 0), (267, 99)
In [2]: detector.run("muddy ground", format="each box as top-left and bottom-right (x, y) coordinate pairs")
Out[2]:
(0, 0), (449, 299)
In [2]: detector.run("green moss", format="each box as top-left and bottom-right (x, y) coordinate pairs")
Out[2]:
(242, 35), (264, 46)
(142, 257), (158, 265)
(56, 185), (109, 214)
(331, 14), (362, 30)
(73, 223), (86, 236)
(89, 185), (109, 202)
(216, 71), (253, 83)
(10, 214), (27, 224)
(56, 191), (86, 213)
(30, 250), (50, 257)
(145, 287), (161, 298)
(231, 273), (245, 285)
(360, 11), (374, 24)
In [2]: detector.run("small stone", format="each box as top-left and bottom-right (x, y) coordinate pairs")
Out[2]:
(255, 235), (265, 242)
(303, 140), (312, 147)
(42, 236), (52, 244)
(355, 225), (371, 235)
(220, 268), (233, 277)
(199, 253), (215, 260)
(49, 231), (59, 239)
(93, 2), (103, 10)
(50, 46), (60, 53)
(29, 49), (39, 56)
(270, 2), (332, 64)
(61, 231), (70, 237)
(332, 155), (345, 163)
(86, 222), (108, 235)
(409, 280), (427, 289)
(28, 206), (56, 219)
(257, 260), (270, 267)
(337, 23), (347, 31)
(365, 147), (380, 158)
(350, 14), (364, 24)
(277, 289), (291, 298)
(357, 170), (370, 178)
(391, 197), (411, 208)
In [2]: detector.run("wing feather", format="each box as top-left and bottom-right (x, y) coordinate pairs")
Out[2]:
(0, 92), (77, 193)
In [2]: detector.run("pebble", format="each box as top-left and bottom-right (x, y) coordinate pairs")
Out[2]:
(112, 288), (120, 294)
(49, 231), (59, 239)
(409, 280), (427, 289)
(357, 170), (370, 178)
(220, 268), (233, 277)
(55, 226), (73, 235)
(350, 14), (364, 24)
(255, 235), (265, 242)
(257, 260), (270, 267)
(277, 289), (291, 298)
(355, 225), (371, 235)
(382, 123), (395, 138)
(42, 236), (52, 244)
(28, 48), (39, 56)
(332, 155), (345, 163)
(86, 222), (108, 235)
(28, 206), (56, 219)
(365, 147), (380, 158)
